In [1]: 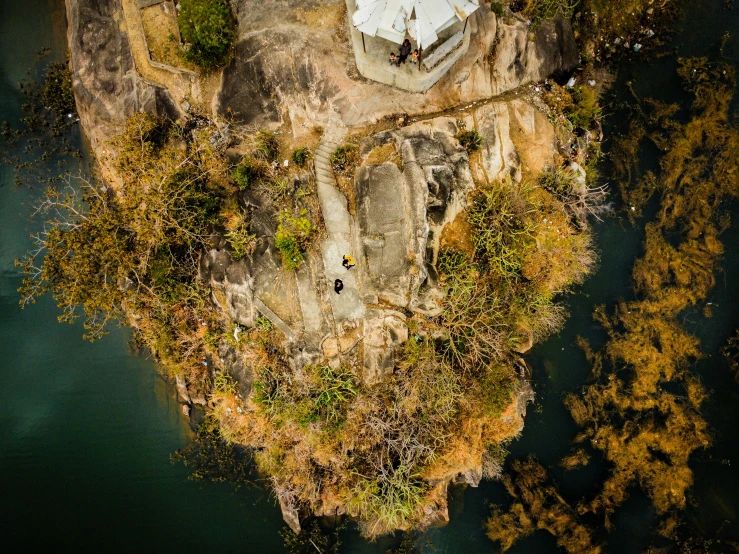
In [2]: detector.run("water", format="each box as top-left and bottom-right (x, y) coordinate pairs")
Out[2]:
(0, 1), (737, 552)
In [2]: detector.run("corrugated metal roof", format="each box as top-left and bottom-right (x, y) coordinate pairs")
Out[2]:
(351, 0), (479, 49)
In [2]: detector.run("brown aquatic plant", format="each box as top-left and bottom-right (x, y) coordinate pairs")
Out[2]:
(488, 57), (739, 548)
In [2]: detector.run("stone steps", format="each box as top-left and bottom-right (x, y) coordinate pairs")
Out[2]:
(313, 135), (365, 326)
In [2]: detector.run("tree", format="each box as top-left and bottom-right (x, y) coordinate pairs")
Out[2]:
(178, 0), (236, 69)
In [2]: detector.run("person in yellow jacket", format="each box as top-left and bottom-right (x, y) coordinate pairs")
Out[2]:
(342, 254), (355, 270)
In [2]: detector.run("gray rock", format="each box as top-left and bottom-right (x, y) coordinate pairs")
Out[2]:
(361, 310), (407, 386)
(65, 0), (179, 155)
(175, 374), (191, 404)
(278, 495), (301, 534)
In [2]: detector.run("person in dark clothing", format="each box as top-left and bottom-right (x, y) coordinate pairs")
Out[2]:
(398, 39), (412, 64)
(334, 279), (344, 294)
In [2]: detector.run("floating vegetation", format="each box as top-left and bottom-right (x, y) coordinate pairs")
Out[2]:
(0, 52), (81, 187)
(487, 57), (739, 549)
(487, 457), (602, 553)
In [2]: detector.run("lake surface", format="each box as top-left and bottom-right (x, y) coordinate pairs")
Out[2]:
(0, 1), (737, 552)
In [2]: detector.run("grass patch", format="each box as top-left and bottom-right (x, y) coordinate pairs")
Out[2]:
(456, 129), (483, 153)
(274, 210), (315, 270)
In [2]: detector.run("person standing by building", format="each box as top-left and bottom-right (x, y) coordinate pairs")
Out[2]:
(398, 39), (412, 65)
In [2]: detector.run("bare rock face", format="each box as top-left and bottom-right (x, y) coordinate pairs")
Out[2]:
(217, 29), (340, 128)
(361, 310), (408, 385)
(490, 15), (579, 96)
(278, 495), (302, 534)
(65, 0), (179, 154)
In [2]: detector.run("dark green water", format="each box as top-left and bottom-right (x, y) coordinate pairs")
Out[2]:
(1, 1), (737, 552)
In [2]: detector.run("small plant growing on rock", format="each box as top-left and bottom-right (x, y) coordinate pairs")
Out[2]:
(232, 157), (268, 190)
(254, 130), (280, 161)
(490, 1), (506, 17)
(225, 224), (257, 260)
(274, 210), (315, 270)
(255, 316), (274, 332)
(456, 129), (483, 153)
(566, 85), (600, 129)
(330, 144), (359, 173)
(291, 147), (310, 167)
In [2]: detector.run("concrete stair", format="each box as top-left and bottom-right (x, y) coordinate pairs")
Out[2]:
(313, 137), (365, 325)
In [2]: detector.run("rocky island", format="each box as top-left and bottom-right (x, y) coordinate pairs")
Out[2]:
(22, 0), (672, 541)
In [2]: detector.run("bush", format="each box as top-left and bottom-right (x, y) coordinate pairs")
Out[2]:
(254, 130), (280, 161)
(490, 1), (506, 17)
(468, 179), (539, 277)
(225, 224), (257, 260)
(43, 61), (75, 127)
(456, 129), (483, 153)
(291, 147), (310, 167)
(330, 145), (359, 173)
(232, 157), (268, 190)
(478, 364), (518, 417)
(522, 0), (579, 26)
(178, 0), (235, 69)
(566, 85), (600, 129)
(274, 210), (315, 270)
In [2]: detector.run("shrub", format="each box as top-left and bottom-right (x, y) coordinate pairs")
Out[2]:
(225, 224), (257, 260)
(478, 364), (518, 417)
(178, 0), (235, 69)
(291, 147), (310, 167)
(468, 179), (539, 277)
(351, 467), (428, 533)
(274, 210), (315, 270)
(522, 0), (579, 26)
(566, 85), (600, 129)
(254, 130), (280, 161)
(456, 129), (483, 153)
(330, 145), (359, 173)
(255, 316), (274, 332)
(490, 1), (506, 17)
(43, 60), (75, 127)
(232, 157), (268, 190)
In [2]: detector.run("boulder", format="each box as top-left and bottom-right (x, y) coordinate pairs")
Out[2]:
(174, 374), (191, 404)
(278, 495), (301, 535)
(361, 311), (408, 386)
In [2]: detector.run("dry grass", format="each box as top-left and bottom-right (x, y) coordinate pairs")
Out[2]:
(141, 4), (192, 70)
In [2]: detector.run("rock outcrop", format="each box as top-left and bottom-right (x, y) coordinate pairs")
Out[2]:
(65, 0), (179, 156)
(217, 1), (578, 133)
